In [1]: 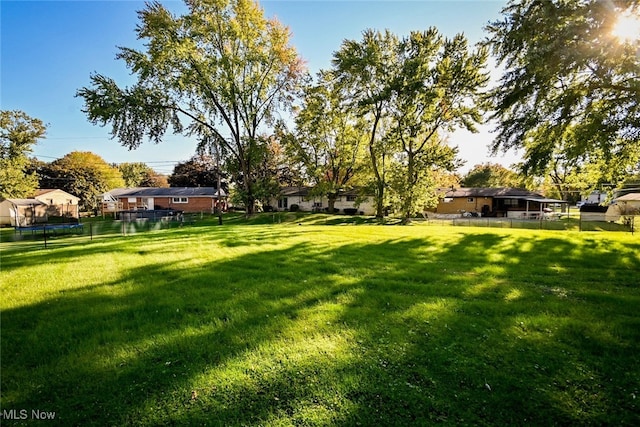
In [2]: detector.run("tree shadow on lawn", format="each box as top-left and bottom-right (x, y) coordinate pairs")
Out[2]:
(2, 232), (640, 425)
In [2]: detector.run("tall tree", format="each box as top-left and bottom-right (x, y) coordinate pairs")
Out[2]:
(334, 29), (488, 220)
(486, 0), (640, 184)
(41, 151), (124, 212)
(388, 30), (488, 221)
(77, 0), (304, 214)
(0, 110), (46, 199)
(284, 71), (368, 212)
(333, 29), (399, 218)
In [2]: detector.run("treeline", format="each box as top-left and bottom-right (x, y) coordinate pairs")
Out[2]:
(3, 0), (639, 216)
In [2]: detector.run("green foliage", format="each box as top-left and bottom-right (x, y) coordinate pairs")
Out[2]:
(76, 0), (305, 214)
(462, 162), (524, 188)
(333, 29), (400, 217)
(284, 70), (369, 210)
(41, 151), (124, 212)
(0, 110), (46, 198)
(333, 28), (488, 220)
(486, 0), (640, 182)
(119, 162), (168, 188)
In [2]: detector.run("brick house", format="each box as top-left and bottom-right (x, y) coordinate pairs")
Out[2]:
(102, 187), (227, 215)
(434, 187), (567, 219)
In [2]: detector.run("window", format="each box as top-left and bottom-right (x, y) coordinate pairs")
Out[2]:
(128, 197), (137, 203)
(278, 197), (288, 209)
(172, 197), (188, 203)
(467, 197), (475, 203)
(443, 197), (454, 203)
(313, 202), (322, 208)
(346, 195), (357, 202)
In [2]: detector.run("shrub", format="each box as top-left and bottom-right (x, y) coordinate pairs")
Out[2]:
(289, 204), (300, 212)
(343, 208), (358, 215)
(324, 207), (339, 214)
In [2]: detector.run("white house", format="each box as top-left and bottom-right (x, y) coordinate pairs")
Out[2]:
(270, 187), (375, 215)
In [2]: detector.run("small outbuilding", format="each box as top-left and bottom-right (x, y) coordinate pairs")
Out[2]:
(0, 199), (48, 226)
(0, 189), (80, 226)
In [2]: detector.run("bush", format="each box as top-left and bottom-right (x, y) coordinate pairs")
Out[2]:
(343, 208), (358, 215)
(263, 205), (274, 212)
(324, 207), (339, 214)
(289, 204), (300, 212)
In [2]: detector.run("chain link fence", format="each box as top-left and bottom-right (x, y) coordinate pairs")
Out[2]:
(419, 214), (637, 234)
(3, 214), (207, 249)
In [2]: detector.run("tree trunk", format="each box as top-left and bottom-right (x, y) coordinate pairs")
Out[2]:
(403, 152), (415, 224)
(369, 143), (385, 218)
(327, 194), (336, 213)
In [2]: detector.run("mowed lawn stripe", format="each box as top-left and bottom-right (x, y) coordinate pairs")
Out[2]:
(1, 224), (639, 425)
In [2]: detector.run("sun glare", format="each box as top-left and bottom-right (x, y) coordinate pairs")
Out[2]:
(612, 8), (640, 42)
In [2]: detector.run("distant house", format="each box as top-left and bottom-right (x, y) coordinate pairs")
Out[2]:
(102, 187), (227, 215)
(434, 187), (567, 219)
(0, 189), (80, 226)
(270, 186), (375, 215)
(605, 193), (640, 221)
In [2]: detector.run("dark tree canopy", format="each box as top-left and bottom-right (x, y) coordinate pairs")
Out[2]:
(486, 0), (640, 183)
(169, 155), (226, 189)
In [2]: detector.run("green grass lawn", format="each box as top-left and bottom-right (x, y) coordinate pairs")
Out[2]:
(1, 221), (639, 426)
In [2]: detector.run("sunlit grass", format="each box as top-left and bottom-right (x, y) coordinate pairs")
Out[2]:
(1, 223), (639, 425)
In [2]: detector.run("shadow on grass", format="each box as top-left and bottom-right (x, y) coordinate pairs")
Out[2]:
(2, 229), (640, 425)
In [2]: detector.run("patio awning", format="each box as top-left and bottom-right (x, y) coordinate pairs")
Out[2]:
(523, 197), (568, 204)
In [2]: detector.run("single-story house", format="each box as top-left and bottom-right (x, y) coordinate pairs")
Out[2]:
(33, 189), (80, 219)
(270, 186), (376, 215)
(0, 189), (80, 226)
(434, 187), (567, 219)
(102, 187), (227, 215)
(605, 193), (640, 221)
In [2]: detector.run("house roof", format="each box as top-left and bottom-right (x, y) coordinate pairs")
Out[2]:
(279, 186), (311, 197)
(278, 186), (365, 197)
(3, 198), (47, 206)
(614, 193), (640, 202)
(442, 187), (545, 198)
(107, 187), (226, 198)
(33, 188), (80, 200)
(33, 189), (58, 196)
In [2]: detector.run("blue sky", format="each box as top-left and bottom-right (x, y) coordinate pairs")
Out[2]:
(1, 0), (518, 175)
